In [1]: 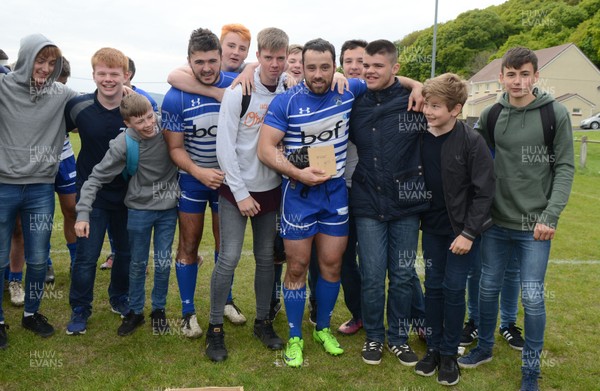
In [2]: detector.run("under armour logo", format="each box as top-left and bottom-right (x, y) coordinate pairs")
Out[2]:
(190, 98), (201, 107)
(299, 107), (311, 114)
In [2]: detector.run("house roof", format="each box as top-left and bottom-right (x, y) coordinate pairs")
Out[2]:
(469, 43), (573, 83)
(0, 49), (8, 61)
(555, 93), (596, 107)
(467, 93), (497, 105)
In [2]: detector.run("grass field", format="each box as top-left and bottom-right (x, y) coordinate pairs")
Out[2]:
(1, 132), (599, 391)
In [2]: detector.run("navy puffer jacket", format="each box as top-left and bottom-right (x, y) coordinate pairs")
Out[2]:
(349, 80), (429, 221)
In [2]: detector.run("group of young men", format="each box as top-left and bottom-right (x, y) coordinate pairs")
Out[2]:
(0, 21), (573, 391)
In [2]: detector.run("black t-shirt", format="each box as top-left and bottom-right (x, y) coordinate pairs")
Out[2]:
(65, 92), (128, 210)
(421, 130), (454, 235)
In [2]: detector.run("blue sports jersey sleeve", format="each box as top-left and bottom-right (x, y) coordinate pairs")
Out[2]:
(263, 91), (291, 133)
(348, 78), (367, 97)
(161, 88), (185, 133)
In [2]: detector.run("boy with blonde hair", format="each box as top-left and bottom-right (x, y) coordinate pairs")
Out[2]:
(75, 94), (178, 336)
(206, 27), (289, 362)
(415, 73), (495, 385)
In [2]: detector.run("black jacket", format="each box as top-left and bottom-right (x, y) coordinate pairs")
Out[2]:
(349, 80), (429, 221)
(427, 120), (495, 239)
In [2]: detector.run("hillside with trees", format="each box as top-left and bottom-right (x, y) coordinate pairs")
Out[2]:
(396, 0), (600, 80)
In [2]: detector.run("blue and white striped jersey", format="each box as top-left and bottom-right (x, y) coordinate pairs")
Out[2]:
(161, 71), (235, 172)
(264, 78), (366, 178)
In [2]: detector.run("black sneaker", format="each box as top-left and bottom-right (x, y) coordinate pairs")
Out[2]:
(117, 311), (145, 336)
(205, 324), (227, 362)
(499, 323), (524, 351)
(308, 299), (317, 325)
(520, 371), (540, 391)
(45, 265), (55, 284)
(460, 319), (478, 346)
(415, 349), (439, 376)
(253, 319), (283, 350)
(437, 354), (460, 386)
(150, 309), (169, 335)
(22, 312), (55, 337)
(361, 339), (383, 365)
(269, 299), (282, 321)
(0, 323), (8, 349)
(388, 343), (418, 366)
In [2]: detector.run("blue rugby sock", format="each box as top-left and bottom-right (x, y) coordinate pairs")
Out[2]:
(175, 262), (198, 316)
(283, 284), (306, 339)
(9, 271), (23, 282)
(315, 275), (340, 331)
(67, 242), (77, 268)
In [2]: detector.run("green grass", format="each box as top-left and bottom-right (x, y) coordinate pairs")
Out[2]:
(1, 132), (599, 391)
(574, 130), (600, 177)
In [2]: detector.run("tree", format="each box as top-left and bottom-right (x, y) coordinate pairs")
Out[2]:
(395, 0), (600, 79)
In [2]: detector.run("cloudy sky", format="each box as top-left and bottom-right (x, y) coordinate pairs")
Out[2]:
(3, 0), (506, 94)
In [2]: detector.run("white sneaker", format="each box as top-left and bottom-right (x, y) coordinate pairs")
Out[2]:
(181, 313), (202, 338)
(224, 302), (246, 325)
(9, 281), (25, 307)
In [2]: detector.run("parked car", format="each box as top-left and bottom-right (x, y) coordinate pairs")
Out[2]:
(581, 112), (600, 129)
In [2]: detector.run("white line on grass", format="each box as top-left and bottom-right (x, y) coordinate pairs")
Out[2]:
(47, 249), (600, 264)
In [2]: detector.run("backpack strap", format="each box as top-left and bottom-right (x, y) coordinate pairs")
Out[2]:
(485, 101), (556, 167)
(240, 94), (252, 118)
(485, 103), (503, 149)
(540, 102), (556, 169)
(122, 133), (140, 180)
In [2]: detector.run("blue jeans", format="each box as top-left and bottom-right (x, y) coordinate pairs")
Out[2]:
(355, 215), (420, 345)
(500, 254), (520, 328)
(210, 196), (276, 324)
(127, 208), (177, 314)
(478, 224), (551, 374)
(69, 206), (131, 315)
(0, 184), (54, 320)
(422, 232), (480, 355)
(467, 249), (520, 327)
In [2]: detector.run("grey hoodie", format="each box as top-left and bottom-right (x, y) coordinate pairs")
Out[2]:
(0, 34), (78, 184)
(76, 126), (179, 222)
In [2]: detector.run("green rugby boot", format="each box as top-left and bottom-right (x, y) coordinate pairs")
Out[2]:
(284, 337), (304, 367)
(313, 327), (344, 356)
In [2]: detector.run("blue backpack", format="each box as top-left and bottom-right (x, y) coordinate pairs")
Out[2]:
(121, 133), (139, 180)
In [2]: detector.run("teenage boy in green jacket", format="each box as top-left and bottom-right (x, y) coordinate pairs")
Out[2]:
(458, 47), (574, 391)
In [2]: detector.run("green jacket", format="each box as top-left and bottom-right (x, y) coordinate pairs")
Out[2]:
(475, 89), (574, 231)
